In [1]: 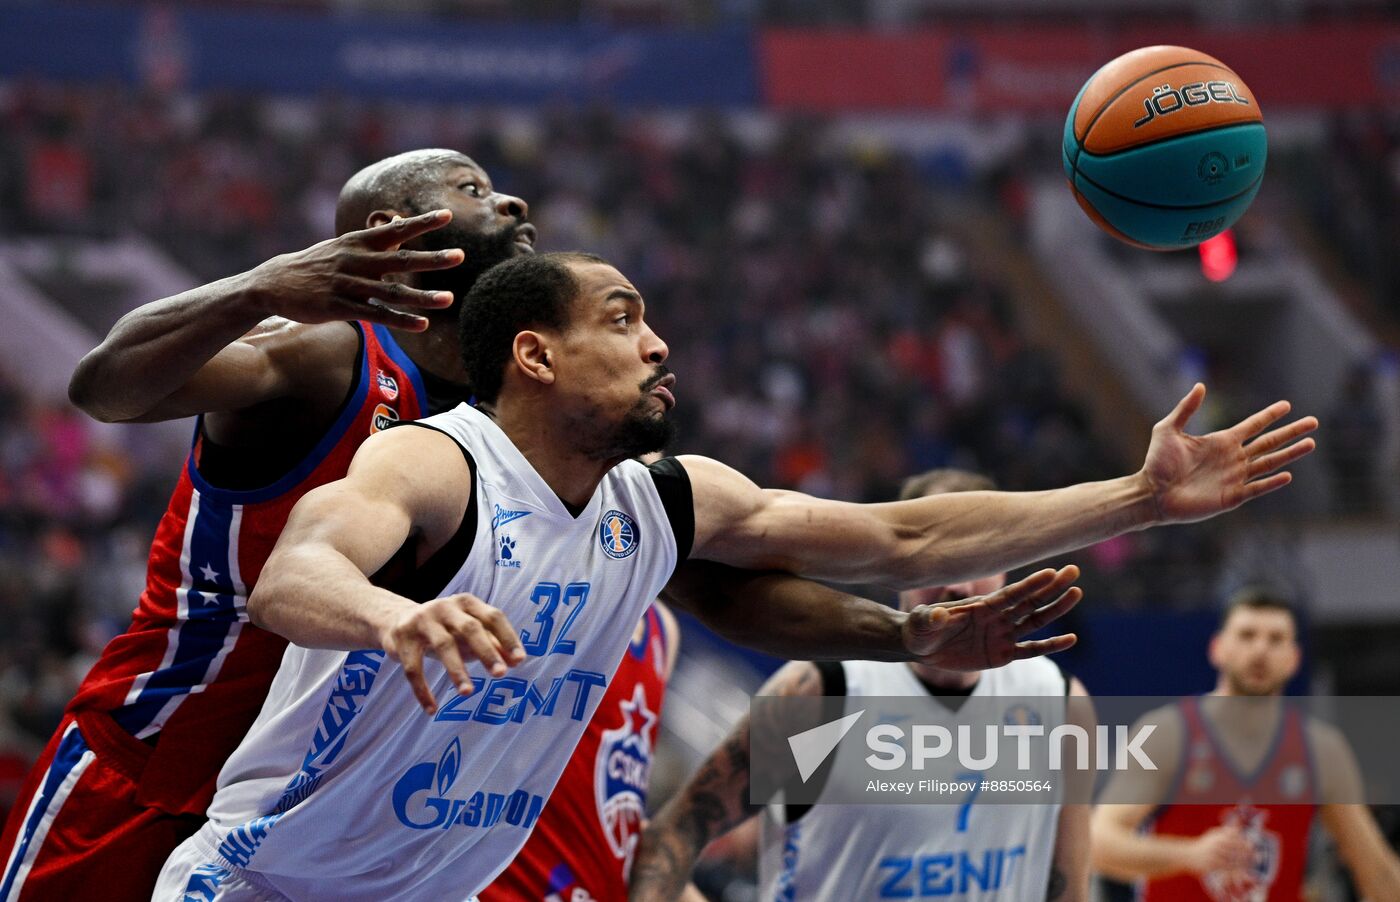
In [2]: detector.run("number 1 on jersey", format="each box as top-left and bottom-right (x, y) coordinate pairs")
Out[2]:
(520, 581), (591, 657)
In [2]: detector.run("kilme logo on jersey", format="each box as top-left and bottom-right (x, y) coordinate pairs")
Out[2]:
(595, 684), (658, 871)
(376, 371), (399, 401)
(497, 535), (522, 569)
(391, 737), (546, 832)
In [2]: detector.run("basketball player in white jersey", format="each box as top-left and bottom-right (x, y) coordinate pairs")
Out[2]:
(627, 467), (1093, 902)
(154, 252), (1314, 900)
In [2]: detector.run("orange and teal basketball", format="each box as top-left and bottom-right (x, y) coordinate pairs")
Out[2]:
(1062, 46), (1267, 250)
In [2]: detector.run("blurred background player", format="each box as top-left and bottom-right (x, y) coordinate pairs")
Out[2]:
(629, 468), (1094, 902)
(1090, 589), (1400, 901)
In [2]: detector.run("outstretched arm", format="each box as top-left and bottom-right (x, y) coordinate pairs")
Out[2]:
(69, 210), (461, 422)
(685, 385), (1316, 588)
(629, 661), (822, 902)
(661, 561), (1082, 671)
(247, 425), (524, 712)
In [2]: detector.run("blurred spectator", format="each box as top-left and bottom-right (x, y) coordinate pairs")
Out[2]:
(1327, 362), (1384, 515)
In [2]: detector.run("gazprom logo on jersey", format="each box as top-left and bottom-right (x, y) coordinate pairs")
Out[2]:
(392, 737), (546, 832)
(599, 509), (639, 559)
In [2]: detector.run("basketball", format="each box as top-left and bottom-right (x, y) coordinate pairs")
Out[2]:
(1062, 45), (1267, 250)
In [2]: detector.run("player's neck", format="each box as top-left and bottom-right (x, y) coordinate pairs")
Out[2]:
(393, 318), (470, 384)
(487, 401), (616, 510)
(1205, 686), (1283, 730)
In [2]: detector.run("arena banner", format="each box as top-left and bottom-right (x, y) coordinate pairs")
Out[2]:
(0, 5), (758, 106)
(759, 25), (1400, 111)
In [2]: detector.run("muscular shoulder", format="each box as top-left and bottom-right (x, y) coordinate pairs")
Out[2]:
(348, 424), (475, 543)
(245, 319), (361, 401)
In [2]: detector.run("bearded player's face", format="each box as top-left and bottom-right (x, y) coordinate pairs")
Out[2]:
(1209, 607), (1300, 696)
(550, 261), (676, 461)
(412, 162), (536, 304)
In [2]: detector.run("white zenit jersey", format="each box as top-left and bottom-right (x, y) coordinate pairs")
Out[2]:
(759, 658), (1068, 902)
(172, 405), (684, 901)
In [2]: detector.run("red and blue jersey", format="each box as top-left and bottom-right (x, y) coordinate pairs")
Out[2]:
(63, 323), (429, 815)
(480, 604), (670, 902)
(1141, 697), (1317, 902)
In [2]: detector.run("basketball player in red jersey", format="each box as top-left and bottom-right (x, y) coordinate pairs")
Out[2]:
(1091, 590), (1400, 902)
(0, 149), (531, 900)
(2, 149), (1073, 901)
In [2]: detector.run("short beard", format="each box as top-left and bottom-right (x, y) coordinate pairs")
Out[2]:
(590, 402), (676, 462)
(413, 220), (521, 313)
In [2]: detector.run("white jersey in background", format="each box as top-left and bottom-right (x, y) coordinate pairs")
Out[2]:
(759, 657), (1067, 902)
(158, 404), (688, 902)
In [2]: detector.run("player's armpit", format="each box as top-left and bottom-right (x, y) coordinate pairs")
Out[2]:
(660, 560), (906, 662)
(247, 425), (473, 650)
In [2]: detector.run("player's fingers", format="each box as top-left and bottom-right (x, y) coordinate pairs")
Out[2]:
(335, 275), (455, 310)
(991, 568), (1058, 609)
(1162, 383), (1206, 431)
(399, 644), (438, 714)
(459, 616), (509, 680)
(1015, 587), (1083, 634)
(463, 598), (526, 665)
(333, 298), (430, 332)
(1244, 416), (1318, 456)
(358, 248), (465, 276)
(424, 622), (475, 695)
(1011, 633), (1077, 660)
(1227, 399), (1291, 442)
(1247, 438), (1315, 479)
(358, 208), (453, 249)
(1003, 565), (1080, 614)
(1240, 471), (1292, 503)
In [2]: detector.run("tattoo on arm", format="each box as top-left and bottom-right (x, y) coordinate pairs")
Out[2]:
(630, 664), (819, 900)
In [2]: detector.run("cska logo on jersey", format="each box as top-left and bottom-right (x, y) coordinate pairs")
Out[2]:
(595, 684), (658, 873)
(1204, 805), (1280, 902)
(376, 371), (399, 401)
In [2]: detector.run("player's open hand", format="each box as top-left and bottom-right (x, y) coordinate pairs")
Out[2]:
(901, 566), (1082, 671)
(1141, 383), (1318, 524)
(378, 592), (527, 714)
(246, 208), (464, 332)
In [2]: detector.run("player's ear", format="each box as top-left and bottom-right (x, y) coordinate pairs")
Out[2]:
(366, 209), (409, 229)
(512, 331), (555, 387)
(1206, 634), (1223, 669)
